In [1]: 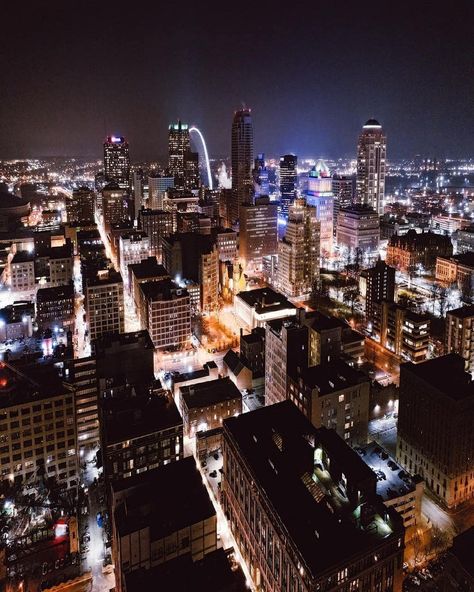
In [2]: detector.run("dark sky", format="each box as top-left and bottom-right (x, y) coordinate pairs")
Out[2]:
(1, 0), (473, 161)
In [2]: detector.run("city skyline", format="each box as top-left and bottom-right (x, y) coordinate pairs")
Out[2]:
(1, 1), (473, 160)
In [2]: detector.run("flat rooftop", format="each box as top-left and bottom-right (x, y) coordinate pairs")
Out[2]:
(291, 359), (368, 396)
(139, 279), (188, 301)
(85, 270), (122, 287)
(223, 401), (402, 578)
(180, 376), (241, 409)
(114, 456), (214, 539)
(402, 354), (474, 401)
(128, 257), (169, 280)
(93, 330), (154, 353)
(237, 288), (296, 314)
(0, 362), (70, 409)
(447, 304), (474, 319)
(101, 390), (182, 446)
(358, 441), (418, 502)
(36, 283), (74, 302)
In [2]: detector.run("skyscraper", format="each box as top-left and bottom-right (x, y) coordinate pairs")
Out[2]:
(168, 120), (191, 188)
(239, 196), (278, 270)
(356, 119), (386, 216)
(304, 164), (334, 257)
(252, 153), (269, 197)
(103, 136), (130, 190)
(277, 198), (320, 298)
(279, 154), (298, 215)
(231, 108), (253, 225)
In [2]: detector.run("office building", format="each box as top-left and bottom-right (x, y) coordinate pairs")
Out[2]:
(179, 376), (242, 437)
(239, 326), (265, 376)
(112, 457), (216, 592)
(184, 150), (200, 190)
(211, 227), (238, 262)
(10, 251), (35, 293)
(397, 355), (474, 508)
(103, 136), (130, 190)
(387, 230), (453, 272)
(138, 208), (174, 263)
(332, 174), (354, 224)
(100, 386), (183, 487)
(222, 401), (405, 592)
(239, 196), (278, 270)
(0, 362), (78, 489)
(62, 357), (99, 451)
(364, 259), (396, 322)
(36, 283), (75, 332)
(102, 183), (130, 231)
(231, 108), (253, 224)
(252, 153), (269, 197)
(336, 205), (380, 252)
(304, 166), (334, 257)
(128, 257), (170, 314)
(138, 279), (191, 349)
(0, 301), (34, 341)
(446, 305), (474, 375)
(287, 360), (370, 445)
(277, 198), (320, 298)
(118, 231), (150, 288)
(356, 120), (386, 216)
(168, 120), (191, 188)
(279, 154), (298, 216)
(66, 186), (95, 223)
(85, 270), (124, 341)
(148, 175), (174, 210)
(435, 252), (474, 299)
(456, 225), (474, 254)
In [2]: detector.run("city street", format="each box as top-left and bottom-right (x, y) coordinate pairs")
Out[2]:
(365, 338), (401, 384)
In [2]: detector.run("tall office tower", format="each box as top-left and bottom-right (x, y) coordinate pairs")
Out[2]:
(67, 186), (95, 223)
(279, 154), (298, 216)
(356, 119), (387, 216)
(222, 401), (405, 592)
(103, 136), (130, 190)
(332, 174), (353, 229)
(184, 151), (200, 190)
(277, 198), (320, 298)
(102, 183), (130, 231)
(131, 169), (144, 217)
(85, 270), (125, 341)
(239, 196), (278, 270)
(138, 208), (174, 263)
(252, 153), (269, 197)
(364, 259), (396, 322)
(231, 108), (254, 224)
(168, 120), (191, 188)
(397, 355), (474, 508)
(304, 165), (334, 257)
(446, 305), (474, 375)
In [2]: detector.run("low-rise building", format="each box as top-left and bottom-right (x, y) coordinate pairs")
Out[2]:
(234, 287), (296, 329)
(10, 251), (35, 293)
(179, 376), (242, 437)
(0, 301), (34, 340)
(128, 256), (169, 315)
(436, 252), (474, 298)
(118, 231), (150, 287)
(36, 283), (75, 332)
(387, 230), (453, 272)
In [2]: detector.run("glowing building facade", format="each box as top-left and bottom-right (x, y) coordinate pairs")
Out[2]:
(356, 119), (386, 216)
(104, 136), (130, 190)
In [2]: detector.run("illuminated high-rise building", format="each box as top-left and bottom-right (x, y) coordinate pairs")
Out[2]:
(231, 108), (253, 225)
(168, 120), (191, 188)
(279, 154), (298, 216)
(356, 119), (386, 216)
(277, 198), (320, 298)
(103, 136), (130, 190)
(304, 163), (334, 258)
(252, 153), (269, 197)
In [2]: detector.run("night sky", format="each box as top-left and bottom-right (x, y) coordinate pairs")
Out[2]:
(1, 0), (473, 161)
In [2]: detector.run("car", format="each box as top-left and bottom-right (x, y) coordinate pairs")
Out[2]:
(209, 470), (218, 478)
(213, 452), (219, 461)
(96, 512), (103, 527)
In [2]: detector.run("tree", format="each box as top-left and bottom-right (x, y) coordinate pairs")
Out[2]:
(343, 287), (360, 314)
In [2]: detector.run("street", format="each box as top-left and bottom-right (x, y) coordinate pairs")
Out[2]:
(365, 338), (400, 384)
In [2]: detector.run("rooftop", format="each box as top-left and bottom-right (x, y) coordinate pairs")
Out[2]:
(85, 270), (122, 288)
(451, 527), (474, 578)
(401, 354), (474, 401)
(128, 257), (169, 280)
(0, 361), (71, 409)
(223, 401), (402, 577)
(11, 250), (35, 264)
(180, 376), (241, 409)
(124, 549), (247, 592)
(113, 456), (214, 539)
(358, 441), (419, 502)
(93, 330), (154, 354)
(236, 287), (296, 315)
(139, 279), (188, 301)
(101, 390), (182, 446)
(36, 283), (74, 302)
(447, 304), (474, 319)
(290, 360), (368, 396)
